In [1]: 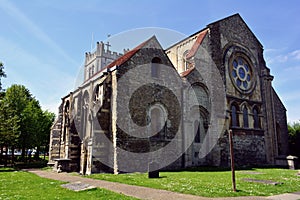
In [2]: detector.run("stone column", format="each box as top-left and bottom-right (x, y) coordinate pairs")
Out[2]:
(261, 68), (276, 164)
(79, 142), (86, 175)
(111, 70), (118, 174)
(85, 138), (93, 175)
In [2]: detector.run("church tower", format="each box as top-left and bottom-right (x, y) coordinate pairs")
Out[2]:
(84, 41), (122, 81)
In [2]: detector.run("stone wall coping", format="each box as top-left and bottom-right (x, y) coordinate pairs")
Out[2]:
(286, 155), (298, 160)
(54, 158), (71, 161)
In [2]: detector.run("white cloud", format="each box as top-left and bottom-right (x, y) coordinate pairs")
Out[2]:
(265, 49), (300, 64)
(290, 50), (300, 60)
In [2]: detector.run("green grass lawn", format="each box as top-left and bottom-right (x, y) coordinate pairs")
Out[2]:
(88, 168), (300, 197)
(0, 168), (138, 200)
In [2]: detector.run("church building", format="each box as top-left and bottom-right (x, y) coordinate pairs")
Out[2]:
(49, 14), (288, 174)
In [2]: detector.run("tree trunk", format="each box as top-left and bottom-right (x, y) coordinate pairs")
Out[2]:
(0, 145), (3, 165)
(34, 146), (40, 160)
(4, 147), (7, 167)
(21, 146), (26, 162)
(11, 146), (15, 166)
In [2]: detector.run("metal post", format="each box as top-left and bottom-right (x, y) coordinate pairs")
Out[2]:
(228, 129), (236, 192)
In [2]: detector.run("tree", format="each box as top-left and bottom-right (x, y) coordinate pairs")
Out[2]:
(0, 84), (55, 164)
(2, 84), (55, 161)
(34, 110), (55, 159)
(0, 62), (7, 91)
(0, 97), (20, 166)
(288, 121), (300, 157)
(4, 85), (33, 159)
(22, 99), (43, 157)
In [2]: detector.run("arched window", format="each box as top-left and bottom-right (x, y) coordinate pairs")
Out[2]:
(191, 84), (209, 109)
(150, 105), (166, 139)
(93, 84), (103, 104)
(151, 108), (161, 134)
(253, 107), (259, 129)
(64, 101), (70, 113)
(82, 92), (90, 138)
(231, 104), (238, 127)
(194, 120), (201, 143)
(88, 67), (92, 78)
(92, 65), (95, 75)
(63, 101), (70, 141)
(151, 57), (161, 78)
(183, 50), (190, 71)
(243, 106), (249, 128)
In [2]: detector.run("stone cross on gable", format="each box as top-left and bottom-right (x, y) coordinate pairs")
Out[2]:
(105, 41), (111, 51)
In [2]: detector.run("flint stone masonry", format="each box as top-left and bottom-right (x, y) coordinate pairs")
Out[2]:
(49, 14), (289, 174)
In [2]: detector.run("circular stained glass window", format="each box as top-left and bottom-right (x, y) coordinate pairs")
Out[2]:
(230, 55), (253, 92)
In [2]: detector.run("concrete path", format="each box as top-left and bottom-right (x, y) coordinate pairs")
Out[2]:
(24, 169), (299, 200)
(266, 192), (300, 200)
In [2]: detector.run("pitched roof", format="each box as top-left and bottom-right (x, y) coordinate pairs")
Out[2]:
(105, 39), (148, 69)
(186, 29), (208, 59)
(207, 13), (262, 47)
(180, 66), (195, 77)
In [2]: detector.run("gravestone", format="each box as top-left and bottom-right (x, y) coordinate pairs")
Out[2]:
(242, 178), (283, 185)
(148, 162), (159, 178)
(54, 158), (71, 172)
(61, 182), (96, 191)
(241, 171), (264, 175)
(287, 155), (298, 170)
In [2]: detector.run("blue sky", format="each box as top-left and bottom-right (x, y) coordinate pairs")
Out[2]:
(0, 0), (299, 122)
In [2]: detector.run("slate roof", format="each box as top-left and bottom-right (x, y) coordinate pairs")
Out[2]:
(180, 66), (195, 77)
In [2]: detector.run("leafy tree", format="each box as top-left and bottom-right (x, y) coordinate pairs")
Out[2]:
(22, 99), (43, 156)
(288, 121), (300, 157)
(4, 85), (33, 159)
(0, 84), (55, 164)
(0, 101), (20, 146)
(35, 110), (55, 159)
(0, 97), (20, 165)
(0, 62), (7, 91)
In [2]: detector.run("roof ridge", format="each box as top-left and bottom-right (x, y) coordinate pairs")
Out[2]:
(180, 66), (195, 77)
(186, 29), (208, 59)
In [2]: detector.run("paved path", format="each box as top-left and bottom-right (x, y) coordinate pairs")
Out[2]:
(24, 169), (299, 200)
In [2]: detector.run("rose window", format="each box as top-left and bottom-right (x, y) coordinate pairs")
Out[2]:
(230, 56), (253, 91)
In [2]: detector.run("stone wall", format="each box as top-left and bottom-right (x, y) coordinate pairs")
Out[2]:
(49, 103), (63, 162)
(115, 39), (184, 172)
(219, 130), (266, 167)
(272, 88), (289, 155)
(49, 14), (289, 173)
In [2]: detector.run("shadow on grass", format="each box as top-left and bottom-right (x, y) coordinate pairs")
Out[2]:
(161, 165), (289, 173)
(15, 160), (47, 169)
(161, 166), (233, 172)
(0, 159), (48, 171)
(0, 169), (17, 172)
(151, 176), (167, 179)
